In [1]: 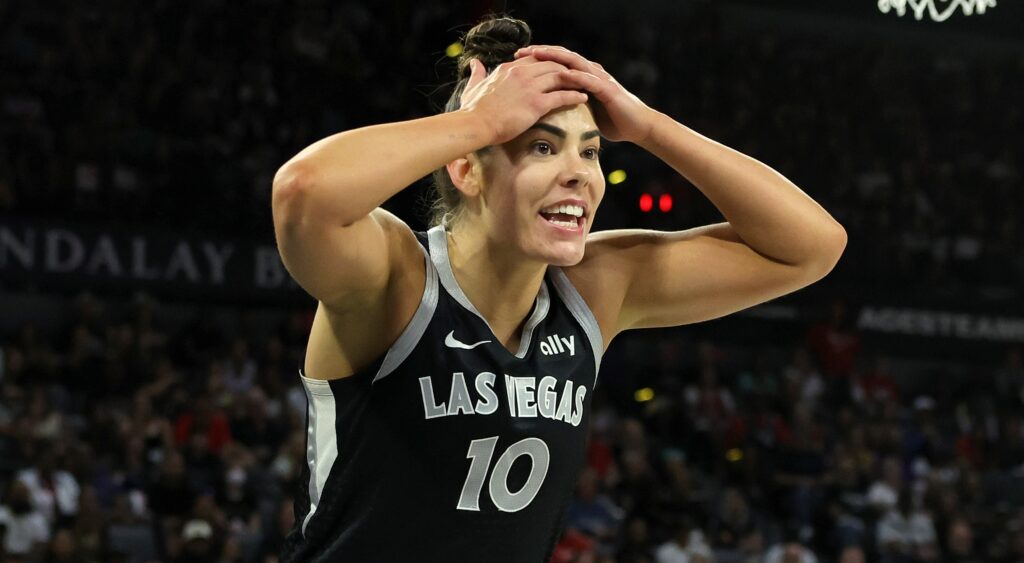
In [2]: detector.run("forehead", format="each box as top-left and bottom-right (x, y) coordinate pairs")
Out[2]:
(535, 104), (598, 135)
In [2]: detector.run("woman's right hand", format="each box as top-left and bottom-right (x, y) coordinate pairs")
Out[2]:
(458, 56), (589, 146)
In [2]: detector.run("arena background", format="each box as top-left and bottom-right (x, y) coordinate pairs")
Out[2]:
(1, 0), (1022, 561)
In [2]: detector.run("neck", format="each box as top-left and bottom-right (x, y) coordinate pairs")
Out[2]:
(446, 222), (546, 336)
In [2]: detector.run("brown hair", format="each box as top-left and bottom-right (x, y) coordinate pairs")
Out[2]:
(427, 15), (533, 228)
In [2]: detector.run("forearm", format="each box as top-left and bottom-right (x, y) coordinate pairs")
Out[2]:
(273, 110), (493, 226)
(638, 109), (846, 268)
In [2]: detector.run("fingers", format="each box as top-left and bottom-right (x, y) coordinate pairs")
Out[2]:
(530, 66), (609, 109)
(539, 89), (589, 113)
(515, 45), (610, 79)
(469, 58), (489, 87)
(460, 59), (481, 104)
(532, 69), (596, 96)
(558, 69), (608, 99)
(462, 57), (568, 102)
(504, 58), (573, 79)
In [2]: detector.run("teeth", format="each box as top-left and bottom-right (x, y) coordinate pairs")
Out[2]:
(548, 219), (578, 228)
(541, 204), (584, 217)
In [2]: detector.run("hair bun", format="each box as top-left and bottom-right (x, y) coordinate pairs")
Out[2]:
(458, 16), (532, 80)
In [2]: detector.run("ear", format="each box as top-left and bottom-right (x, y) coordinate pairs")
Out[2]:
(446, 154), (483, 198)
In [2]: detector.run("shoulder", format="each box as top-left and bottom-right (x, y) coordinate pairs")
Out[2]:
(560, 229), (651, 349)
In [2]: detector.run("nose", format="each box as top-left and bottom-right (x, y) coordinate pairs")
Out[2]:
(559, 152), (592, 188)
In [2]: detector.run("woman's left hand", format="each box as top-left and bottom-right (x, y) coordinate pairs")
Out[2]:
(514, 45), (657, 144)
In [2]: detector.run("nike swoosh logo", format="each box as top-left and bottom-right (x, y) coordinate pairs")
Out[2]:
(445, 331), (491, 350)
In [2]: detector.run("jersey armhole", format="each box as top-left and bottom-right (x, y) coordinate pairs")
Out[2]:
(371, 241), (439, 383)
(549, 266), (604, 385)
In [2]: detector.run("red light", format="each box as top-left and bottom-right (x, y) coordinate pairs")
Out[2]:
(639, 193), (653, 212)
(659, 194), (673, 213)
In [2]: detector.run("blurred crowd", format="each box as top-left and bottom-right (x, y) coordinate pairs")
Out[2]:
(2, 292), (1024, 563)
(2, 0), (1022, 291)
(3, 0), (1024, 562)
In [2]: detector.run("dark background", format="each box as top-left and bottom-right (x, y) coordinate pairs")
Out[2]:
(1, 1), (1022, 562)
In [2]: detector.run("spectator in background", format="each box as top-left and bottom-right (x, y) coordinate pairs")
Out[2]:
(223, 338), (258, 396)
(67, 485), (106, 562)
(943, 517), (979, 563)
(806, 298), (861, 384)
(15, 445), (79, 529)
(993, 346), (1024, 409)
(215, 453), (260, 534)
(21, 389), (64, 444)
(736, 348), (781, 401)
(655, 450), (710, 527)
(617, 516), (654, 563)
(684, 359), (736, 467)
(764, 525), (819, 563)
(993, 414), (1024, 472)
(41, 528), (80, 563)
(566, 466), (625, 550)
(257, 498), (295, 563)
(0, 479), (50, 559)
(1005, 513), (1024, 563)
(146, 449), (196, 555)
(654, 515), (712, 563)
(13, 324), (59, 383)
(867, 457), (904, 517)
(709, 487), (761, 558)
(228, 387), (288, 464)
(772, 404), (827, 540)
(837, 545), (866, 563)
(173, 395), (232, 456)
(130, 392), (175, 477)
(782, 347), (825, 414)
(823, 451), (869, 552)
(844, 424), (877, 481)
(855, 354), (900, 405)
(171, 518), (217, 563)
(875, 490), (938, 563)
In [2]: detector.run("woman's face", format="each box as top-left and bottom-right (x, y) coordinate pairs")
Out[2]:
(472, 103), (605, 266)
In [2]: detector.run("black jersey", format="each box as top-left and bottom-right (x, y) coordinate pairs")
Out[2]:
(280, 225), (605, 563)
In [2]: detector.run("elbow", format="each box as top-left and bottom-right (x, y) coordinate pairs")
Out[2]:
(272, 162), (364, 228)
(812, 225), (848, 276)
(272, 163), (310, 211)
(272, 162), (322, 229)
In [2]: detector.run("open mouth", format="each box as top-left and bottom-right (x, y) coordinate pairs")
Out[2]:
(539, 203), (585, 231)
(539, 212), (581, 229)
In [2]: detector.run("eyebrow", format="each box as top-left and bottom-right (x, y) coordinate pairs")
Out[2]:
(527, 123), (601, 142)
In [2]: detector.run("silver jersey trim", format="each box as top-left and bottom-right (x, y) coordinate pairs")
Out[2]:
(373, 243), (439, 382)
(427, 225), (549, 359)
(298, 374), (338, 536)
(549, 266), (604, 383)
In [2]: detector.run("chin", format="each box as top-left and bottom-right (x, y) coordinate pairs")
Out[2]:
(540, 243), (586, 267)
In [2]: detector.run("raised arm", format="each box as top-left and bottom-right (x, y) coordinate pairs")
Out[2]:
(520, 46), (846, 341)
(271, 110), (491, 308)
(271, 56), (586, 309)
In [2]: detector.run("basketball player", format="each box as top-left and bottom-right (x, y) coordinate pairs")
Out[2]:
(272, 16), (846, 562)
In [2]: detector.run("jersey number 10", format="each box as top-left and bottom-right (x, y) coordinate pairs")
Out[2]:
(457, 436), (550, 512)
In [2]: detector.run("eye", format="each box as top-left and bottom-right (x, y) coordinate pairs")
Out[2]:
(531, 141), (553, 155)
(584, 147), (603, 160)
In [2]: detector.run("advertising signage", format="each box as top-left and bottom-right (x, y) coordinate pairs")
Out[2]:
(0, 217), (307, 304)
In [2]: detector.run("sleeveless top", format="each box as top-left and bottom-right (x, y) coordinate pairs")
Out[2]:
(280, 225), (604, 562)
